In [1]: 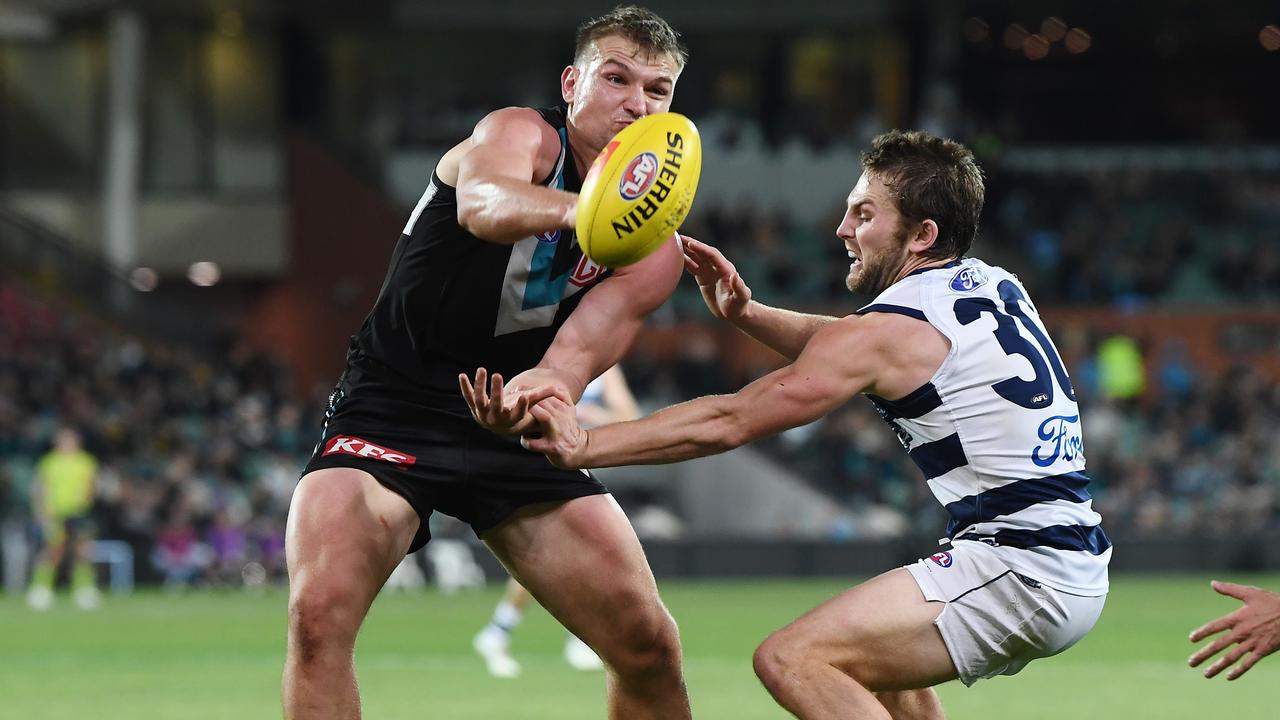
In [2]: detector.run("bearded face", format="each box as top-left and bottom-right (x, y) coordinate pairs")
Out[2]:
(846, 218), (914, 295)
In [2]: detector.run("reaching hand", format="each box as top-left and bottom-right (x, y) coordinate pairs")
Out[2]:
(459, 367), (569, 435)
(681, 235), (751, 322)
(522, 397), (588, 469)
(1189, 580), (1280, 680)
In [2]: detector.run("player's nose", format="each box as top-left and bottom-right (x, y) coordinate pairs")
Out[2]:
(623, 86), (647, 117)
(835, 213), (855, 240)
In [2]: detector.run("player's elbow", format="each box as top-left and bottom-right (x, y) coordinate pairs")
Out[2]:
(707, 400), (754, 452)
(456, 191), (501, 241)
(456, 185), (519, 243)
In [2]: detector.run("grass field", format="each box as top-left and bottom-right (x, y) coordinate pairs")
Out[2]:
(2, 574), (1275, 719)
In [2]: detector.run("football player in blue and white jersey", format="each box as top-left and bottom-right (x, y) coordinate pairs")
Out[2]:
(487, 130), (1111, 719)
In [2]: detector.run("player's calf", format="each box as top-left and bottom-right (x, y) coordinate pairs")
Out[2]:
(875, 690), (946, 720)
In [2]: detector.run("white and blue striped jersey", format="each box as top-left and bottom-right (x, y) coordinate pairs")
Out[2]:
(859, 258), (1110, 595)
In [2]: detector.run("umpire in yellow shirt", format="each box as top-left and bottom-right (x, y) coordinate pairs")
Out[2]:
(27, 426), (100, 610)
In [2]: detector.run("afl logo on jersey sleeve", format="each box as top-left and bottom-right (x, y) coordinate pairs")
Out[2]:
(930, 551), (954, 568)
(619, 152), (659, 200)
(950, 265), (988, 292)
(535, 229), (562, 245)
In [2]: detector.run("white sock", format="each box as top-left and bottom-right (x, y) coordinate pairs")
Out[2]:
(490, 600), (523, 634)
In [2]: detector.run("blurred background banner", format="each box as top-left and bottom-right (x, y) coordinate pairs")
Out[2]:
(1, 0), (1278, 596)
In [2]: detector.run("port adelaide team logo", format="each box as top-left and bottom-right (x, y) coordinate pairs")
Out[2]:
(618, 151), (659, 200)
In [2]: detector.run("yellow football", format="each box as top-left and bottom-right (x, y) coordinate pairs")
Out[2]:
(576, 112), (702, 268)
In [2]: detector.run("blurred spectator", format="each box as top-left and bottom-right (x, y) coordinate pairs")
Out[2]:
(151, 512), (211, 590)
(0, 287), (313, 590)
(1097, 334), (1146, 401)
(26, 427), (100, 610)
(205, 509), (250, 586)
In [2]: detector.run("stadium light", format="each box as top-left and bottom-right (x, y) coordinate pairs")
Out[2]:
(1262, 25), (1280, 52)
(188, 261), (221, 287)
(1041, 17), (1068, 43)
(1003, 23), (1030, 51)
(1065, 27), (1092, 54)
(1024, 33), (1051, 60)
(129, 267), (158, 292)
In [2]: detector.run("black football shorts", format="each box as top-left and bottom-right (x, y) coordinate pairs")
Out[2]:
(301, 366), (606, 553)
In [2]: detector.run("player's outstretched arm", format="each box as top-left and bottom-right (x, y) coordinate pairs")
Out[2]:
(1189, 580), (1280, 680)
(526, 314), (878, 469)
(528, 234), (684, 399)
(683, 236), (836, 361)
(455, 107), (578, 244)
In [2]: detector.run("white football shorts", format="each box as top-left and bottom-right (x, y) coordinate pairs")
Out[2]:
(905, 539), (1106, 686)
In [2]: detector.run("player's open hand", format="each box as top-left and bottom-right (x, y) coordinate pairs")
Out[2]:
(521, 397), (588, 469)
(681, 235), (751, 321)
(459, 367), (568, 435)
(1189, 580), (1280, 680)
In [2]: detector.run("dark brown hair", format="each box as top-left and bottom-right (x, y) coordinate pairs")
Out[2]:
(861, 130), (985, 260)
(575, 5), (688, 68)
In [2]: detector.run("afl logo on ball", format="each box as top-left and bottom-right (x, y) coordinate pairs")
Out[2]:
(929, 551), (954, 568)
(618, 152), (659, 200)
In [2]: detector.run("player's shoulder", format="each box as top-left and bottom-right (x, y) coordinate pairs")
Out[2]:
(472, 106), (559, 146)
(839, 299), (948, 371)
(841, 307), (931, 344)
(459, 107), (564, 183)
(798, 313), (889, 360)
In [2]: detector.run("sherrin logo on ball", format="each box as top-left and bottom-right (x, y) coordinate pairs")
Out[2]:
(576, 112), (702, 268)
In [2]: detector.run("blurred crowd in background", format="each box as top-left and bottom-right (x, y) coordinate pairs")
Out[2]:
(2, 2), (1279, 591)
(0, 285), (310, 588)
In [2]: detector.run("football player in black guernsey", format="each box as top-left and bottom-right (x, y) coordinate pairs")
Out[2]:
(285, 6), (691, 719)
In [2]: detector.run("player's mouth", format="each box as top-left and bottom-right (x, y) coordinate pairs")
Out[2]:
(847, 249), (861, 269)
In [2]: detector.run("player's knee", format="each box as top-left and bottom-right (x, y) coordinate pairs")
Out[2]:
(287, 579), (363, 662)
(753, 632), (797, 697)
(600, 604), (682, 679)
(753, 629), (824, 698)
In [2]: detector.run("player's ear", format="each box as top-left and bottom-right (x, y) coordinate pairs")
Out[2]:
(912, 219), (940, 254)
(561, 65), (579, 104)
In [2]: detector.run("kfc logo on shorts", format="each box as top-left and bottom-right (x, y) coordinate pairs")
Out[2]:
(930, 551), (954, 568)
(323, 436), (417, 466)
(618, 152), (659, 200)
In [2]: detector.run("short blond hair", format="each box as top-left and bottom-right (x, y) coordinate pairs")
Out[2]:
(575, 5), (688, 68)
